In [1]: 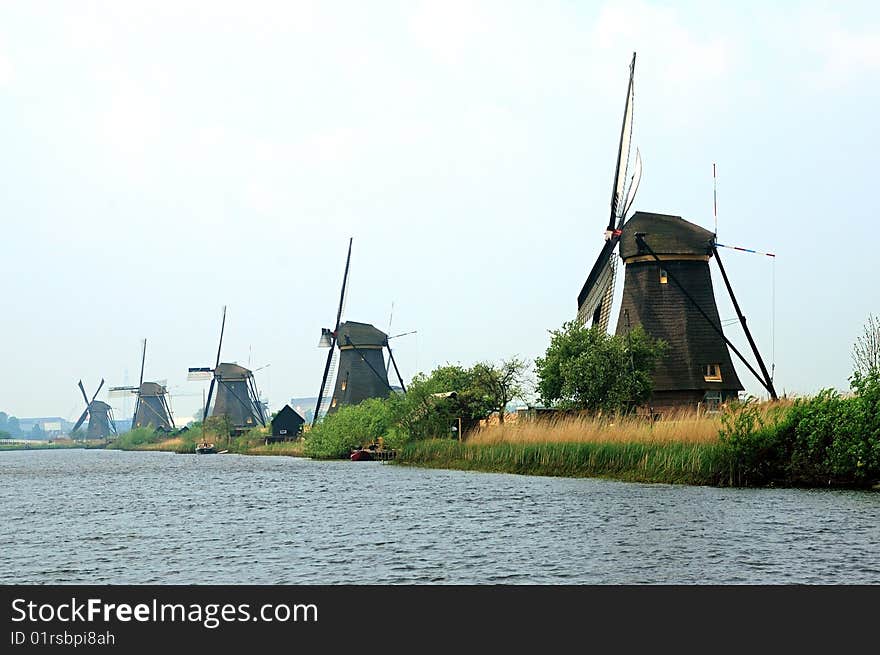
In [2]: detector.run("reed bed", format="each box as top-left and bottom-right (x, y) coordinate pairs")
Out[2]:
(135, 437), (187, 451)
(469, 408), (724, 446)
(397, 403), (797, 485)
(242, 440), (307, 457)
(471, 401), (796, 445)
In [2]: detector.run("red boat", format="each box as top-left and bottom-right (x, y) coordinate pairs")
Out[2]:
(350, 448), (374, 461)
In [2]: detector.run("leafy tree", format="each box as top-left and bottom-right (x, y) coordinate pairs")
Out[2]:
(535, 321), (667, 414)
(471, 357), (530, 424)
(0, 411), (7, 432)
(0, 429), (10, 440)
(203, 415), (233, 444)
(852, 313), (880, 376)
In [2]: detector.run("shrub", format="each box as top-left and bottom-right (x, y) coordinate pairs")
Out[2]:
(304, 398), (396, 459)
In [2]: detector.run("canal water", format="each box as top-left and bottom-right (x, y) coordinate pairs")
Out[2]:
(1, 449), (878, 584)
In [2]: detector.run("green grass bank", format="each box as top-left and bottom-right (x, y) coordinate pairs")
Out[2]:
(395, 439), (733, 485)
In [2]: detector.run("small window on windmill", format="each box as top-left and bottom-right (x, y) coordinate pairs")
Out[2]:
(704, 364), (722, 382)
(341, 373), (349, 392)
(331, 397), (337, 408)
(660, 269), (668, 284)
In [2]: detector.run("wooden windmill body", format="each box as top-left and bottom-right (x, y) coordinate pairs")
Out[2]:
(312, 239), (408, 425)
(575, 53), (776, 414)
(71, 379), (117, 440)
(613, 212), (743, 412)
(110, 340), (175, 431)
(188, 306), (267, 433)
(327, 321), (393, 414)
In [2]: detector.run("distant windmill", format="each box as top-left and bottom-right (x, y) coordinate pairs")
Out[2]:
(109, 339), (175, 431)
(188, 306), (267, 432)
(312, 238), (408, 426)
(71, 379), (117, 439)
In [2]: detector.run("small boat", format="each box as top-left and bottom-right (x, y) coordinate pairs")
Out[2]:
(350, 448), (374, 461)
(196, 442), (218, 454)
(350, 442), (396, 461)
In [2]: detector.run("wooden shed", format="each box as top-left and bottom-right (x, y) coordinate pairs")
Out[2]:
(267, 405), (305, 443)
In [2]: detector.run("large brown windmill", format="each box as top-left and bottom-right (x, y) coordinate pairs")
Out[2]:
(575, 52), (777, 414)
(311, 238), (408, 426)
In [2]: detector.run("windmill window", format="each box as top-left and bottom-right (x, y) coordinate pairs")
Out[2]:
(331, 397), (337, 408)
(704, 364), (722, 382)
(660, 269), (668, 284)
(341, 374), (348, 391)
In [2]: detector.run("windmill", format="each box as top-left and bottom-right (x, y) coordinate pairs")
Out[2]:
(109, 339), (175, 431)
(312, 238), (408, 426)
(70, 379), (117, 439)
(188, 306), (267, 432)
(575, 52), (777, 414)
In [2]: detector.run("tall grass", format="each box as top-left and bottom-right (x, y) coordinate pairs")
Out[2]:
(397, 402), (800, 486)
(468, 407), (728, 446)
(244, 440), (306, 457)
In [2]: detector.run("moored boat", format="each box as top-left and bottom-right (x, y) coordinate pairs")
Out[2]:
(350, 448), (374, 461)
(350, 443), (396, 461)
(196, 442), (218, 454)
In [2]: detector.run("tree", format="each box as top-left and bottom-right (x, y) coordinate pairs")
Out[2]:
(471, 357), (530, 424)
(203, 415), (233, 444)
(384, 363), (505, 440)
(535, 321), (667, 414)
(852, 313), (880, 376)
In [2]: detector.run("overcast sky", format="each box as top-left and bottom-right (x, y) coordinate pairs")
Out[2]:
(2, 0), (878, 422)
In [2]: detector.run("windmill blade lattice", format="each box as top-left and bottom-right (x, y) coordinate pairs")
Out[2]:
(313, 238), (353, 425)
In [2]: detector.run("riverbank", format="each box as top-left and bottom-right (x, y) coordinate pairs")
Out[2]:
(393, 386), (880, 489)
(0, 440), (105, 451)
(102, 377), (880, 489)
(110, 431), (307, 457)
(395, 439), (732, 485)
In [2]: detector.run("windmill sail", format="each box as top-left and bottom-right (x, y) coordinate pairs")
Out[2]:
(313, 238), (353, 426)
(622, 148), (642, 220)
(577, 52), (637, 331)
(609, 53), (636, 232)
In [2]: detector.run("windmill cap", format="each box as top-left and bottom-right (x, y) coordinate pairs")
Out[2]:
(338, 321), (388, 347)
(215, 362), (254, 378)
(619, 212), (715, 260)
(139, 381), (167, 395)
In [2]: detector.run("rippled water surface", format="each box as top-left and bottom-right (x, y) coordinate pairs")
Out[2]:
(2, 449), (878, 584)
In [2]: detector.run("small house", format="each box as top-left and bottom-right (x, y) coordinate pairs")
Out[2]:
(267, 405), (305, 443)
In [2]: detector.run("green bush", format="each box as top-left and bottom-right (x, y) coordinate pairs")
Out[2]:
(719, 373), (880, 487)
(304, 398), (397, 459)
